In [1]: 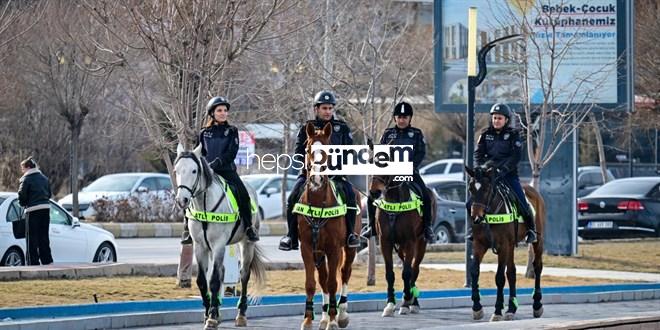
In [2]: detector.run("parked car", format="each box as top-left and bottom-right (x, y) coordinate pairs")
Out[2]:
(426, 178), (467, 244)
(419, 159), (464, 182)
(0, 192), (117, 266)
(577, 177), (660, 239)
(577, 166), (616, 197)
(242, 174), (298, 219)
(58, 173), (172, 220)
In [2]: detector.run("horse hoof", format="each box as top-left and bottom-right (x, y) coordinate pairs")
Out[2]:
(533, 306), (544, 318)
(399, 306), (410, 315)
(204, 318), (219, 330)
(410, 305), (420, 314)
(490, 313), (503, 322)
(301, 318), (313, 330)
(319, 320), (328, 330)
(235, 315), (247, 327)
(504, 312), (515, 321)
(337, 312), (349, 328)
(472, 309), (484, 320)
(326, 320), (339, 330)
(382, 302), (395, 317)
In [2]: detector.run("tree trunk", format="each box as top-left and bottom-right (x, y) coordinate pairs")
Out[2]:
(71, 123), (81, 218)
(589, 113), (609, 183)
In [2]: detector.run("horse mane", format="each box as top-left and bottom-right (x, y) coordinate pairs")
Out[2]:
(176, 151), (215, 186)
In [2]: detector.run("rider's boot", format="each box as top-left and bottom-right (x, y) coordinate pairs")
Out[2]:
(181, 218), (193, 244)
(520, 203), (537, 244)
(279, 202), (299, 251)
(422, 191), (435, 243)
(346, 207), (361, 248)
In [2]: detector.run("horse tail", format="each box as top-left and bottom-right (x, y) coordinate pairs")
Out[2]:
(248, 243), (268, 296)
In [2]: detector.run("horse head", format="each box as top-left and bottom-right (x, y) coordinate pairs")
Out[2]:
(174, 143), (213, 208)
(370, 175), (408, 201)
(305, 121), (332, 190)
(465, 165), (497, 219)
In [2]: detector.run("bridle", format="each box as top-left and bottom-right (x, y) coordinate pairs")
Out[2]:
(470, 170), (504, 215)
(175, 153), (209, 200)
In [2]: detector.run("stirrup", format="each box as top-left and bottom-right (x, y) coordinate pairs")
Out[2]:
(525, 230), (538, 244)
(278, 236), (298, 251)
(360, 226), (374, 238)
(246, 227), (259, 242)
(347, 234), (360, 248)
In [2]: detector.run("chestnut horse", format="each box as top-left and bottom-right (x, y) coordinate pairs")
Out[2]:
(465, 166), (545, 322)
(295, 122), (361, 330)
(369, 174), (436, 317)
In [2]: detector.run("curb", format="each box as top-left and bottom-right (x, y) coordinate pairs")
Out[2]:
(0, 284), (659, 329)
(89, 221), (287, 238)
(0, 262), (304, 281)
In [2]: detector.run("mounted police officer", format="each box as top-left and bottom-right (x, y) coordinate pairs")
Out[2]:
(363, 101), (435, 242)
(188, 96), (259, 242)
(278, 90), (361, 251)
(472, 103), (537, 243)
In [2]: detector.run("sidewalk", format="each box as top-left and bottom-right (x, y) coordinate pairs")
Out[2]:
(422, 263), (660, 282)
(89, 220), (287, 238)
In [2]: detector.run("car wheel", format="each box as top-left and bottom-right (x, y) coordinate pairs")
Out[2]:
(435, 224), (453, 244)
(93, 242), (116, 263)
(1, 247), (25, 266)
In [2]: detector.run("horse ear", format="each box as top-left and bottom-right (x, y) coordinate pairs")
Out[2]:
(192, 143), (203, 157)
(305, 122), (315, 138)
(465, 166), (475, 178)
(322, 122), (332, 137)
(176, 143), (184, 156)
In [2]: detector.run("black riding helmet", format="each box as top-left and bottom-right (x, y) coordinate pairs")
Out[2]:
(206, 96), (230, 116)
(393, 101), (413, 117)
(314, 91), (337, 106)
(489, 103), (511, 119)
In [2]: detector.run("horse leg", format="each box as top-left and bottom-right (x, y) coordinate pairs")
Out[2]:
(301, 243), (317, 330)
(490, 246), (508, 322)
(317, 261), (330, 330)
(504, 247), (518, 321)
(337, 246), (355, 328)
(195, 248), (211, 322)
(205, 246), (226, 330)
(532, 239), (544, 318)
(471, 242), (488, 320)
(410, 237), (427, 314)
(325, 250), (340, 330)
(380, 239), (396, 317)
(235, 241), (252, 327)
(399, 248), (413, 315)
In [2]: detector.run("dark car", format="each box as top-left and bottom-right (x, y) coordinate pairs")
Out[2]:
(426, 178), (467, 244)
(577, 177), (660, 239)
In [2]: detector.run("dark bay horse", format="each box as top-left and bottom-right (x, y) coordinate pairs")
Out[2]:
(369, 174), (436, 317)
(465, 166), (545, 322)
(296, 122), (361, 330)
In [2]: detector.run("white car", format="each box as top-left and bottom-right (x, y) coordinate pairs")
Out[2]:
(242, 174), (298, 219)
(0, 192), (117, 266)
(419, 158), (464, 181)
(58, 173), (172, 219)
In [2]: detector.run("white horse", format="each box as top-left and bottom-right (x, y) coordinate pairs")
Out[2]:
(174, 144), (267, 329)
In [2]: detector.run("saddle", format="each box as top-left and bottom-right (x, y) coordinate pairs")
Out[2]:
(483, 184), (535, 224)
(185, 175), (257, 223)
(292, 179), (348, 218)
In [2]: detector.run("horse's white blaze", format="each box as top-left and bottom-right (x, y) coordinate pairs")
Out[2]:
(174, 157), (199, 205)
(311, 141), (323, 188)
(475, 182), (482, 191)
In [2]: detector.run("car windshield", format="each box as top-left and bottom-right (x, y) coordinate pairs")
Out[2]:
(83, 175), (140, 192)
(243, 178), (267, 190)
(591, 179), (657, 195)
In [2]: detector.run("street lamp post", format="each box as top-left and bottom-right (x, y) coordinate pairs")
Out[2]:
(464, 6), (523, 287)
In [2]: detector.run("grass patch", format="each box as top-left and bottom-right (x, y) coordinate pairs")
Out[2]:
(0, 266), (630, 308)
(424, 240), (660, 273)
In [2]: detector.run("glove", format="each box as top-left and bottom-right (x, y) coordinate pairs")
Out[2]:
(209, 158), (223, 171)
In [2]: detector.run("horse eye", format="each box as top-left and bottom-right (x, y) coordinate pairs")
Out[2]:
(192, 170), (197, 174)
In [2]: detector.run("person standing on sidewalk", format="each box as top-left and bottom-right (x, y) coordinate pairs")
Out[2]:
(18, 157), (53, 265)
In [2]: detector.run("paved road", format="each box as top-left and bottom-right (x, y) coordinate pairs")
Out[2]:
(116, 237), (302, 264)
(133, 299), (660, 329)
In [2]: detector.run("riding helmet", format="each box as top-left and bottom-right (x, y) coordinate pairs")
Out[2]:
(489, 103), (511, 119)
(206, 96), (230, 116)
(313, 91), (337, 106)
(393, 101), (413, 116)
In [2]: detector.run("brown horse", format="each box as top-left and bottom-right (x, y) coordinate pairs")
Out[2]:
(369, 174), (436, 317)
(297, 122), (361, 330)
(465, 166), (545, 322)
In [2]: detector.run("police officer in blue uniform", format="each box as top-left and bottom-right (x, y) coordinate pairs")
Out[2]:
(363, 101), (435, 242)
(198, 96), (259, 242)
(472, 103), (537, 243)
(278, 91), (361, 251)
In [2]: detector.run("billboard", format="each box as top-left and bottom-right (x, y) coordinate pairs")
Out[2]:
(433, 0), (632, 112)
